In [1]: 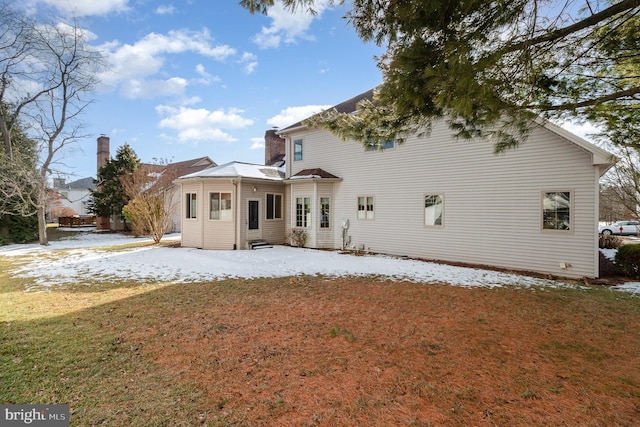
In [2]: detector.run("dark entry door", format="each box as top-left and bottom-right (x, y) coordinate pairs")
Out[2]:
(248, 200), (259, 230)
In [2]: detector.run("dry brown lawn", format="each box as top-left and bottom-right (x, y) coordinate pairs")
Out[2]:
(92, 276), (640, 426)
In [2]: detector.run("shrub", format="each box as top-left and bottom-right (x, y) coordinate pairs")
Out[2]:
(614, 244), (640, 278)
(599, 234), (622, 249)
(0, 214), (38, 245)
(289, 228), (308, 247)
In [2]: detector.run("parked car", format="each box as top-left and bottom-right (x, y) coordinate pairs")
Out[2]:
(599, 220), (640, 236)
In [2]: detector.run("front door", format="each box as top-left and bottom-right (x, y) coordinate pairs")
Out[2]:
(247, 199), (261, 241)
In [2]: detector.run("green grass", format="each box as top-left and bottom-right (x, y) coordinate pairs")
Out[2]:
(1, 246), (639, 426)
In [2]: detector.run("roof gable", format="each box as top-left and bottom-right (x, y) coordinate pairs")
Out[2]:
(278, 88), (615, 175)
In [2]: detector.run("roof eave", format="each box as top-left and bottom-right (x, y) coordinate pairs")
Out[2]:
(537, 118), (617, 174)
(284, 177), (342, 183)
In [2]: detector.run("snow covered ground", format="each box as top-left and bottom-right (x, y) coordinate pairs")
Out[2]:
(1, 229), (639, 294)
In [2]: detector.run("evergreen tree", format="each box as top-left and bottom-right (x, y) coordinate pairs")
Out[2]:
(243, 0), (640, 151)
(88, 144), (140, 227)
(0, 103), (39, 245)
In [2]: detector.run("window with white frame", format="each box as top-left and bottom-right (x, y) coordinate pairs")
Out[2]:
(424, 194), (443, 226)
(320, 197), (330, 228)
(365, 139), (395, 151)
(266, 193), (282, 220)
(542, 191), (571, 230)
(209, 192), (232, 220)
(185, 193), (197, 219)
(293, 139), (303, 161)
(357, 196), (374, 220)
(296, 197), (311, 227)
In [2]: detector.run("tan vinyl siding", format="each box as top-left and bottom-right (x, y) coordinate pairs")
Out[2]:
(202, 182), (236, 250)
(180, 182), (203, 248)
(286, 120), (600, 278)
(257, 184), (287, 246)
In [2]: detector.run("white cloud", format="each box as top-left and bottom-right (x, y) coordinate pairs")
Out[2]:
(239, 52), (258, 74)
(97, 29), (235, 98)
(30, 0), (130, 17)
(267, 105), (332, 128)
(194, 64), (220, 85)
(250, 138), (265, 150)
(252, 0), (333, 49)
(155, 5), (176, 15)
(156, 105), (254, 143)
(559, 121), (601, 141)
(120, 77), (188, 99)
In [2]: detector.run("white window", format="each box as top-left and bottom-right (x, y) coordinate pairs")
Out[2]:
(320, 197), (330, 228)
(296, 197), (310, 227)
(266, 193), (282, 220)
(294, 139), (303, 161)
(209, 192), (232, 221)
(357, 196), (374, 220)
(365, 139), (395, 151)
(424, 194), (443, 226)
(542, 191), (571, 230)
(186, 193), (197, 219)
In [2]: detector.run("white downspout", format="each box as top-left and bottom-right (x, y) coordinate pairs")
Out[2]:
(232, 179), (238, 250)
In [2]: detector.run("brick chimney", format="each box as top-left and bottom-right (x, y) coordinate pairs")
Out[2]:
(96, 135), (111, 230)
(97, 135), (110, 171)
(264, 129), (285, 166)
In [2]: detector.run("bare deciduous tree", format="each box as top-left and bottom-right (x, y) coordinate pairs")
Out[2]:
(600, 145), (640, 222)
(0, 3), (106, 244)
(121, 163), (180, 244)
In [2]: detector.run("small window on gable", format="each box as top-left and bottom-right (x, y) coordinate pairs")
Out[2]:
(424, 194), (443, 226)
(365, 139), (395, 151)
(542, 191), (571, 231)
(294, 139), (303, 161)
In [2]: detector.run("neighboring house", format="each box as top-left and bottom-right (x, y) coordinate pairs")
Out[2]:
(94, 135), (216, 232)
(48, 177), (96, 221)
(176, 90), (615, 279)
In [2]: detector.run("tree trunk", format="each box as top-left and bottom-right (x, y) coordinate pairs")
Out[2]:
(37, 204), (48, 245)
(37, 177), (48, 245)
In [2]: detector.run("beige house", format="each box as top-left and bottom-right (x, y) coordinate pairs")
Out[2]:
(177, 90), (615, 279)
(177, 161), (285, 249)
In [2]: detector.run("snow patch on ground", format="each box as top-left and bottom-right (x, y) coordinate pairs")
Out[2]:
(2, 229), (639, 294)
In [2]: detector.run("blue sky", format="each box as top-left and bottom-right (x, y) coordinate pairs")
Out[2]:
(20, 0), (384, 180)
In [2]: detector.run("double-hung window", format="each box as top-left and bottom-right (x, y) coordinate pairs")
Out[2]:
(296, 197), (310, 227)
(186, 193), (197, 219)
(357, 196), (374, 220)
(542, 191), (571, 231)
(424, 194), (443, 226)
(293, 139), (303, 161)
(209, 192), (232, 221)
(266, 193), (282, 220)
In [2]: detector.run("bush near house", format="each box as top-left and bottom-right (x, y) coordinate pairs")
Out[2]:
(614, 243), (640, 278)
(289, 228), (308, 247)
(0, 214), (38, 245)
